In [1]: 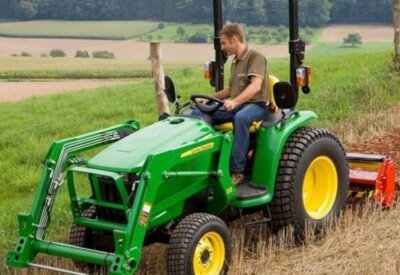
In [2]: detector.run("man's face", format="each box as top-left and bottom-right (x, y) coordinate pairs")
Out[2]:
(220, 34), (237, 56)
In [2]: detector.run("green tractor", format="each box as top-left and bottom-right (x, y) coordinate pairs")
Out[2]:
(6, 0), (396, 274)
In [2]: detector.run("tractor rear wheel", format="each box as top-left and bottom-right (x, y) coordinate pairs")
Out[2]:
(69, 206), (106, 274)
(166, 213), (231, 275)
(270, 127), (348, 240)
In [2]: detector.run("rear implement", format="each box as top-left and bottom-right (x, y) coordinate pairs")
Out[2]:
(347, 153), (396, 208)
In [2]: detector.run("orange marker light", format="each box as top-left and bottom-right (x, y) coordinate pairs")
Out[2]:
(296, 67), (306, 87)
(203, 61), (213, 80)
(296, 66), (312, 87)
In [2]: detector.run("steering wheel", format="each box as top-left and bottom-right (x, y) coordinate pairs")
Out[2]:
(190, 95), (225, 114)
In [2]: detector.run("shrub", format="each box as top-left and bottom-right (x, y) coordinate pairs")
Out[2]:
(304, 27), (314, 36)
(176, 26), (185, 37)
(40, 53), (48, 58)
(50, 49), (66, 57)
(260, 33), (269, 44)
(343, 33), (362, 47)
(92, 50), (115, 59)
(158, 22), (165, 29)
(21, 51), (32, 57)
(188, 30), (208, 43)
(75, 50), (90, 58)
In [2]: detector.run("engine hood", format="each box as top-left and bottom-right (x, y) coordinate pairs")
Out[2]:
(87, 117), (216, 173)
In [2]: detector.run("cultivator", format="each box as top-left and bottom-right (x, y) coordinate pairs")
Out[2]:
(347, 153), (397, 207)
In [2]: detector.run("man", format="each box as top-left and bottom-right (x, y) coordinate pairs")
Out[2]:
(194, 22), (269, 186)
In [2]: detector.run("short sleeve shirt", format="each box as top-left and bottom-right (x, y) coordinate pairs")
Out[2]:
(229, 46), (269, 103)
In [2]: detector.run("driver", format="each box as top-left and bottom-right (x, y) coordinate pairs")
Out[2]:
(192, 22), (269, 186)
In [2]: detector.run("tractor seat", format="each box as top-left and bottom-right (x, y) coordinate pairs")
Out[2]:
(214, 75), (279, 133)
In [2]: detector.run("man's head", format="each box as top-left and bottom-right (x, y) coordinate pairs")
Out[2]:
(219, 23), (246, 56)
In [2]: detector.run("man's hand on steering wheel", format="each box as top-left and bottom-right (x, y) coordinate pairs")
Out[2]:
(223, 100), (238, 111)
(190, 95), (225, 114)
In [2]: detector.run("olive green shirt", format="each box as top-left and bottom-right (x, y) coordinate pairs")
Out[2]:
(229, 46), (269, 103)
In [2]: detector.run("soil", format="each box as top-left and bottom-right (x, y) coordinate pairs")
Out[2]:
(346, 128), (400, 175)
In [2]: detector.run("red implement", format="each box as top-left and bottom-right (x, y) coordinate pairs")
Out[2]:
(347, 153), (396, 208)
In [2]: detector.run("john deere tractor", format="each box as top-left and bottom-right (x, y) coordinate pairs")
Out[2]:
(6, 0), (396, 274)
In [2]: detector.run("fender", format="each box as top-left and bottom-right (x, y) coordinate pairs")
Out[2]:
(251, 110), (317, 202)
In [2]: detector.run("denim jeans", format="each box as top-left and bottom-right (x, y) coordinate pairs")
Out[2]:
(190, 103), (269, 172)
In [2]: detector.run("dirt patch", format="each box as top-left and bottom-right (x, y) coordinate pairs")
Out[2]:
(346, 128), (400, 174)
(0, 80), (135, 102)
(321, 24), (393, 42)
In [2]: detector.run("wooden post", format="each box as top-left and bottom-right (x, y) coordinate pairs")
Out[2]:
(150, 42), (170, 118)
(394, 0), (400, 71)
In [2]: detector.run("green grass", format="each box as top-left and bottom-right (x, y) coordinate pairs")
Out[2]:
(0, 20), (159, 40)
(1, 43), (400, 271)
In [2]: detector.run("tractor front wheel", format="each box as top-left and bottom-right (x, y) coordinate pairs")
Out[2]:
(166, 213), (231, 275)
(270, 127), (349, 240)
(69, 206), (106, 274)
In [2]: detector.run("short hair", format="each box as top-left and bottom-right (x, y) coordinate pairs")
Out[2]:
(219, 23), (245, 43)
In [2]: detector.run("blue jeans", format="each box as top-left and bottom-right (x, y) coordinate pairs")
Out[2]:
(190, 103), (269, 172)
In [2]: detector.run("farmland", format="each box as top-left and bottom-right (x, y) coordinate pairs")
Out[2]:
(0, 22), (399, 274)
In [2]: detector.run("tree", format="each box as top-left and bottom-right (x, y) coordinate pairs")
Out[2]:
(265, 0), (288, 26)
(12, 0), (38, 20)
(299, 0), (331, 27)
(0, 0), (12, 18)
(343, 33), (362, 47)
(394, 0), (400, 71)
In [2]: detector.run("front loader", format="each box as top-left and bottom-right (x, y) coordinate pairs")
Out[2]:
(6, 0), (397, 274)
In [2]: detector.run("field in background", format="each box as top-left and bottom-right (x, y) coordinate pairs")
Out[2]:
(0, 20), (160, 39)
(0, 20), (320, 43)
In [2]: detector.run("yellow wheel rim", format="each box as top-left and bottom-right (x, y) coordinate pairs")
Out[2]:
(193, 231), (225, 274)
(303, 156), (338, 220)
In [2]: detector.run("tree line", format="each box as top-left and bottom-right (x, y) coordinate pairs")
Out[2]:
(0, 0), (393, 27)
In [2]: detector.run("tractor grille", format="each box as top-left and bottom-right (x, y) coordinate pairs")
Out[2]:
(92, 174), (138, 223)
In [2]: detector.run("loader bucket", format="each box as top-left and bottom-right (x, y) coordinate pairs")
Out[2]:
(347, 153), (396, 208)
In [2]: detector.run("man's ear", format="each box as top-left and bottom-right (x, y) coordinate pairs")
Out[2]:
(230, 35), (239, 44)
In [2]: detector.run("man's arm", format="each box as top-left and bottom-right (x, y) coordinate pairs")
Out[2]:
(224, 76), (263, 111)
(212, 87), (231, 100)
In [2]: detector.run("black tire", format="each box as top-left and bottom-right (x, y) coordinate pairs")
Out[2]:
(166, 213), (231, 275)
(69, 207), (106, 274)
(269, 127), (349, 239)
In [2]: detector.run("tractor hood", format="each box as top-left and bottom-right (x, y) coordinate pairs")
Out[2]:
(87, 117), (216, 173)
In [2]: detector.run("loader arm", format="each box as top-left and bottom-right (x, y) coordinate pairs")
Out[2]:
(6, 120), (140, 269)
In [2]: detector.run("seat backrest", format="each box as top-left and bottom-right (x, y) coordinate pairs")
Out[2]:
(268, 75), (279, 112)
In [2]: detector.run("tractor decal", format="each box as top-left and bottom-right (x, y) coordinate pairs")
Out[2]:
(180, 142), (215, 158)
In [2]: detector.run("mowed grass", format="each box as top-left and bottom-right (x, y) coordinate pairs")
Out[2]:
(0, 20), (159, 40)
(1, 44), (400, 273)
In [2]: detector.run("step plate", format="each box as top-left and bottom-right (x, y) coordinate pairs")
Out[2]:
(236, 182), (268, 200)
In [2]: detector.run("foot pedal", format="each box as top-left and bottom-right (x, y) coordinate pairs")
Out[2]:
(236, 182), (268, 200)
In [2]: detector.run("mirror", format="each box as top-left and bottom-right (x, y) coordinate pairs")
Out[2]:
(164, 76), (176, 103)
(273, 81), (296, 110)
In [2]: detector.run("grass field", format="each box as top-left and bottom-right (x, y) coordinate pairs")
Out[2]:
(0, 20), (160, 40)
(1, 41), (400, 274)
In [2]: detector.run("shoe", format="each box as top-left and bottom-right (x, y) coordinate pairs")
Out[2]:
(231, 173), (245, 186)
